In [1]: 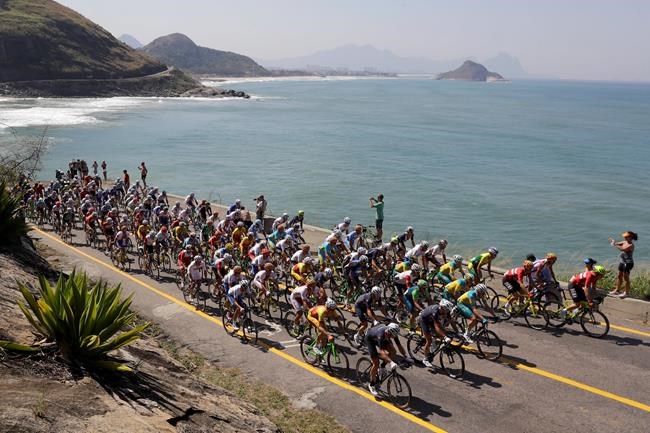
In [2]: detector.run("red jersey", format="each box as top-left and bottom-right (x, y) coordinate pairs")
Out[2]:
(504, 267), (529, 282)
(178, 250), (193, 267)
(570, 271), (597, 288)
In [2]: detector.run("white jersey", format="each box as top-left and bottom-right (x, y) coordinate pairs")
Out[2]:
(187, 259), (205, 280)
(406, 245), (426, 259)
(291, 250), (309, 264)
(337, 222), (350, 234)
(276, 237), (295, 252)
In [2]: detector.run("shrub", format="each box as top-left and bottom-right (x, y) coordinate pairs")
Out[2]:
(0, 270), (148, 371)
(0, 181), (29, 245)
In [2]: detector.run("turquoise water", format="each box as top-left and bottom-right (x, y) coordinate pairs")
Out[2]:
(1, 78), (648, 270)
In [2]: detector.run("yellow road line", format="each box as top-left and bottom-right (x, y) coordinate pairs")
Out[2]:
(607, 323), (650, 338)
(34, 228), (447, 433)
(34, 228), (650, 415)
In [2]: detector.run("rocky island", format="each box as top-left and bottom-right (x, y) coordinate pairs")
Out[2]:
(436, 60), (505, 82)
(0, 0), (248, 98)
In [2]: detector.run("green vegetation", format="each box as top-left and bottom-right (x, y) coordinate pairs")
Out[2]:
(0, 270), (149, 371)
(143, 326), (350, 433)
(0, 0), (166, 82)
(0, 181), (29, 245)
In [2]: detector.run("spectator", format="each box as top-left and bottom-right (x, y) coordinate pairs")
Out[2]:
(101, 160), (107, 181)
(255, 195), (267, 221)
(92, 160), (98, 175)
(123, 169), (130, 190)
(138, 161), (148, 187)
(608, 231), (638, 298)
(80, 159), (88, 177)
(369, 193), (384, 241)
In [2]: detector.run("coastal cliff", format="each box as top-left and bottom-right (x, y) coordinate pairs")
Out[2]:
(436, 60), (505, 82)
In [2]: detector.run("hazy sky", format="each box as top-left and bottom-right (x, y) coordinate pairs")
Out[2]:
(58, 0), (650, 81)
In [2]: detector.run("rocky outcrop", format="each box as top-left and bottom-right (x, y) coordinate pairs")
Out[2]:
(436, 60), (505, 81)
(181, 86), (250, 99)
(142, 33), (270, 77)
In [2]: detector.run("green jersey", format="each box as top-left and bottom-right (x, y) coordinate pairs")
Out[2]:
(374, 201), (384, 220)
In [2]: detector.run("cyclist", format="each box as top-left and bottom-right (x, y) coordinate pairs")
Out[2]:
(142, 230), (156, 262)
(114, 226), (131, 261)
(291, 256), (315, 285)
(467, 247), (498, 281)
(290, 279), (318, 327)
(182, 232), (201, 250)
(397, 226), (416, 256)
(227, 198), (241, 214)
(185, 192), (198, 211)
(393, 263), (422, 299)
(583, 257), (597, 271)
(404, 279), (431, 331)
(337, 217), (352, 235)
(137, 220), (153, 243)
(436, 255), (464, 285)
(239, 232), (256, 257)
(288, 210), (305, 230)
(212, 253), (233, 291)
(223, 265), (244, 292)
(251, 249), (272, 275)
(307, 298), (345, 355)
(342, 255), (368, 305)
(231, 221), (247, 245)
(418, 300), (455, 368)
(267, 224), (286, 250)
(62, 207), (75, 231)
(291, 244), (311, 264)
(186, 255), (206, 304)
(252, 262), (277, 298)
(272, 213), (289, 232)
(405, 240), (429, 268)
(353, 286), (388, 344)
(562, 265), (608, 317)
(502, 260), (534, 308)
(443, 274), (474, 301)
(313, 267), (334, 292)
(365, 323), (408, 396)
(248, 219), (265, 240)
(177, 246), (194, 278)
(347, 224), (365, 251)
(425, 239), (448, 270)
(173, 221), (189, 248)
(318, 237), (339, 269)
(457, 284), (494, 343)
(226, 279), (251, 331)
(532, 253), (559, 291)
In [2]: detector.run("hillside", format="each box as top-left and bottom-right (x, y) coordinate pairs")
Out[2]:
(0, 0), (168, 82)
(142, 33), (270, 77)
(436, 60), (505, 81)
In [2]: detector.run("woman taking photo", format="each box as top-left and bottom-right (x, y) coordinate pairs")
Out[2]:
(608, 231), (638, 298)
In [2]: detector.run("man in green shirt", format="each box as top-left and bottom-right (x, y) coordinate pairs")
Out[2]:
(369, 194), (384, 241)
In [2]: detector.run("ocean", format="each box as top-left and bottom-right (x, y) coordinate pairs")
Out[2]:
(1, 77), (648, 271)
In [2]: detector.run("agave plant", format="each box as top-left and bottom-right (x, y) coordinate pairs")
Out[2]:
(0, 181), (28, 245)
(0, 270), (148, 371)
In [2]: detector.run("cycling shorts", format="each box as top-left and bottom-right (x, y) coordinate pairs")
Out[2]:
(457, 303), (473, 319)
(436, 273), (453, 286)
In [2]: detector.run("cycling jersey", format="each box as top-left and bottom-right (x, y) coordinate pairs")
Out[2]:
(469, 252), (492, 269)
(187, 260), (204, 281)
(308, 305), (337, 324)
(444, 278), (468, 297)
(438, 261), (462, 276)
(457, 289), (479, 307)
(394, 262), (410, 273)
(394, 270), (415, 286)
(570, 271), (598, 288)
(503, 266), (529, 282)
(291, 250), (309, 264)
(405, 245), (426, 258)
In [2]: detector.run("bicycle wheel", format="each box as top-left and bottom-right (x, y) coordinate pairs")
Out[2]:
(326, 347), (350, 376)
(580, 310), (609, 338)
(344, 321), (364, 348)
(476, 330), (503, 361)
(406, 333), (427, 363)
(439, 346), (465, 379)
(523, 301), (547, 330)
(222, 308), (236, 334)
(492, 295), (512, 320)
(355, 357), (373, 386)
(387, 373), (411, 408)
(182, 284), (192, 304)
(265, 297), (283, 322)
(110, 251), (120, 267)
(300, 336), (321, 365)
(195, 289), (207, 311)
(137, 255), (145, 271)
(543, 300), (566, 328)
(283, 311), (303, 338)
(151, 260), (160, 280)
(160, 253), (172, 273)
(175, 271), (185, 290)
(241, 316), (258, 344)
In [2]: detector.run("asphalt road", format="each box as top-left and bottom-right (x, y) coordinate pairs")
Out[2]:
(31, 225), (650, 433)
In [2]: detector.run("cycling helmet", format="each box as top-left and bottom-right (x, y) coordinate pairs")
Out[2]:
(195, 255), (203, 261)
(420, 240), (429, 249)
(593, 265), (607, 275)
(390, 236), (399, 244)
(255, 219), (262, 225)
(235, 199), (241, 204)
(357, 247), (368, 256)
(523, 260), (534, 270)
(359, 255), (369, 264)
(298, 210), (305, 217)
(546, 252), (558, 261)
(161, 226), (168, 232)
(190, 192), (195, 197)
(282, 212), (289, 218)
(343, 217), (351, 224)
(225, 215), (233, 221)
(67, 207), (73, 212)
(453, 255), (463, 263)
(386, 323), (400, 337)
(371, 286), (382, 296)
(240, 279), (249, 288)
(306, 279), (317, 287)
(488, 247), (499, 256)
(225, 243), (233, 250)
(175, 201), (181, 206)
(439, 299), (454, 312)
(111, 207), (118, 213)
(324, 268), (333, 278)
(189, 232), (196, 237)
(406, 226), (414, 232)
(237, 221), (245, 227)
(417, 279), (428, 288)
(325, 298), (337, 310)
(411, 264), (422, 272)
(180, 222), (187, 227)
(106, 217), (113, 223)
(474, 284), (488, 295)
(223, 253), (232, 261)
(233, 266), (242, 273)
(264, 262), (275, 271)
(293, 223), (301, 230)
(303, 257), (314, 265)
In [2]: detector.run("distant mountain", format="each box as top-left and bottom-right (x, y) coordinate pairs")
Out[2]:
(119, 33), (143, 49)
(260, 44), (468, 74)
(483, 52), (528, 78)
(436, 61), (505, 81)
(142, 33), (270, 77)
